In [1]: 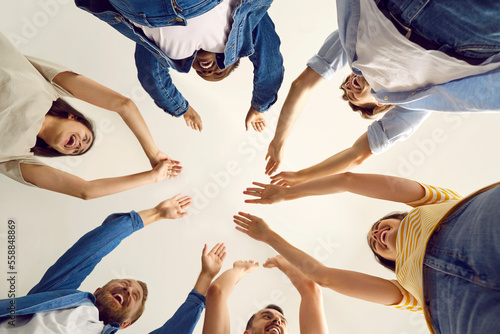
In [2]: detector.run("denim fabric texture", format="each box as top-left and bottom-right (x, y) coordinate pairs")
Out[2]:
(76, 0), (284, 116)
(423, 185), (500, 334)
(308, 0), (500, 155)
(383, 0), (500, 59)
(0, 211), (144, 333)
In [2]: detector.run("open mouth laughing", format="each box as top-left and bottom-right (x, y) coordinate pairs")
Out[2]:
(112, 291), (127, 307)
(65, 134), (77, 149)
(199, 60), (214, 69)
(265, 325), (282, 334)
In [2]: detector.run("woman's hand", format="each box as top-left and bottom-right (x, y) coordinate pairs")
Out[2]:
(233, 212), (273, 242)
(150, 160), (183, 182)
(265, 139), (284, 175)
(202, 243), (227, 278)
(232, 260), (259, 274)
(270, 171), (306, 187)
(243, 182), (287, 204)
(148, 150), (181, 170)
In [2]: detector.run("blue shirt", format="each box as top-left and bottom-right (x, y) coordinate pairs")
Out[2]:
(76, 0), (284, 116)
(307, 0), (500, 154)
(0, 212), (205, 333)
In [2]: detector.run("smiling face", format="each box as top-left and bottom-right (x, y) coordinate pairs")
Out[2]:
(40, 114), (94, 155)
(93, 279), (145, 329)
(341, 73), (379, 108)
(244, 308), (288, 334)
(192, 50), (235, 82)
(367, 218), (401, 261)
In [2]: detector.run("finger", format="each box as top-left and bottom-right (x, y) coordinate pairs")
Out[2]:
(244, 199), (264, 204)
(180, 201), (192, 210)
(202, 244), (208, 256)
(265, 161), (275, 175)
(252, 182), (268, 188)
(257, 122), (264, 133)
(213, 243), (225, 255)
(237, 212), (259, 220)
(178, 196), (191, 204)
(252, 122), (258, 132)
(233, 219), (249, 228)
(245, 121), (249, 131)
(235, 226), (249, 234)
(265, 152), (270, 161)
(234, 213), (253, 223)
(220, 251), (227, 262)
(243, 191), (262, 198)
(179, 212), (188, 217)
(172, 194), (182, 201)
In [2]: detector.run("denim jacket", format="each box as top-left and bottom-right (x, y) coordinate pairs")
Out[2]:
(76, 0), (284, 116)
(0, 211), (144, 333)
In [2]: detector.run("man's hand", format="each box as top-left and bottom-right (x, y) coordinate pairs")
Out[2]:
(202, 243), (227, 278)
(232, 260), (259, 274)
(245, 107), (266, 132)
(150, 160), (183, 182)
(265, 139), (284, 175)
(233, 212), (273, 242)
(243, 182), (287, 204)
(270, 171), (305, 187)
(183, 105), (203, 132)
(155, 194), (191, 219)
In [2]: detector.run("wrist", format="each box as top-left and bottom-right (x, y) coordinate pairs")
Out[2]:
(200, 269), (217, 281)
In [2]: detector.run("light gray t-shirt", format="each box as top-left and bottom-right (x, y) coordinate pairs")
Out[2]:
(0, 32), (73, 185)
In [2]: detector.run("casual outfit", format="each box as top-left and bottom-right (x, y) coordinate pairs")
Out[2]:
(0, 211), (206, 333)
(0, 32), (73, 185)
(385, 182), (500, 333)
(76, 0), (284, 116)
(307, 0), (500, 154)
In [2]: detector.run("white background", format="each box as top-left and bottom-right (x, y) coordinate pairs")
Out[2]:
(1, 0), (499, 333)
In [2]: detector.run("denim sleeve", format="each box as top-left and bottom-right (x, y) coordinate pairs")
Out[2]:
(28, 211), (144, 294)
(306, 30), (348, 81)
(135, 44), (189, 116)
(148, 289), (206, 334)
(367, 107), (432, 154)
(248, 14), (284, 112)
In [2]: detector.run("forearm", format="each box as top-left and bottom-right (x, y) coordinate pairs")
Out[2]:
(193, 272), (216, 296)
(80, 170), (156, 200)
(285, 173), (350, 201)
(298, 133), (372, 181)
(117, 99), (160, 160)
(273, 67), (324, 145)
(264, 232), (401, 305)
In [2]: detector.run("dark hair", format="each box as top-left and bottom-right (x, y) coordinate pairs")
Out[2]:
(367, 212), (408, 272)
(131, 280), (148, 324)
(31, 98), (95, 157)
(340, 75), (394, 119)
(246, 304), (284, 330)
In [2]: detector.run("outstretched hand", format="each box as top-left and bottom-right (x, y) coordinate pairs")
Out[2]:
(270, 171), (304, 187)
(155, 194), (191, 219)
(265, 140), (283, 175)
(202, 243), (227, 277)
(245, 107), (266, 132)
(233, 212), (273, 242)
(243, 182), (286, 204)
(151, 160), (183, 182)
(183, 105), (203, 132)
(148, 150), (181, 171)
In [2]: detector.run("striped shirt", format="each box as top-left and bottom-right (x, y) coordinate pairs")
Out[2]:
(390, 183), (463, 313)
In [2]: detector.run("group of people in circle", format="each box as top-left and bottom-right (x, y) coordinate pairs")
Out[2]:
(1, 0), (499, 333)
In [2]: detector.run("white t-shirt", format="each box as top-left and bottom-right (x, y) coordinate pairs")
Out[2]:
(134, 0), (238, 60)
(0, 32), (73, 185)
(353, 0), (499, 92)
(0, 304), (104, 333)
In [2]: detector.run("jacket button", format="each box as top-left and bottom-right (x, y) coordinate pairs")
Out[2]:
(384, 96), (388, 101)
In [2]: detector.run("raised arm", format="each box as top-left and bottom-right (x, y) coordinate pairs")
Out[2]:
(264, 255), (328, 334)
(234, 213), (403, 306)
(271, 132), (372, 186)
(202, 261), (259, 334)
(20, 161), (181, 200)
(245, 172), (425, 205)
(29, 194), (189, 294)
(266, 67), (325, 175)
(149, 243), (225, 334)
(52, 71), (178, 168)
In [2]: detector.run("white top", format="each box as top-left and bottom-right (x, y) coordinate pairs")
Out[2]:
(353, 0), (499, 92)
(0, 305), (104, 333)
(135, 0), (238, 59)
(0, 32), (73, 185)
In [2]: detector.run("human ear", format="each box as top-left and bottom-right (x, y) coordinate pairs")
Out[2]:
(93, 288), (101, 296)
(67, 114), (77, 120)
(120, 320), (132, 329)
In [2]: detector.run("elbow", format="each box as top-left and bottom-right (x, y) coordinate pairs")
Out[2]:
(206, 283), (224, 301)
(113, 96), (136, 114)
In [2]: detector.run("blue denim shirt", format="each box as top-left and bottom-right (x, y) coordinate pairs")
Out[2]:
(76, 0), (284, 116)
(0, 211), (144, 333)
(307, 0), (500, 154)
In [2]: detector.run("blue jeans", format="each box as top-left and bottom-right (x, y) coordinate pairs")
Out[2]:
(423, 184), (500, 334)
(382, 0), (500, 59)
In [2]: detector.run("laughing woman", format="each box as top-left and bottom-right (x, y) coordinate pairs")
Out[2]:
(237, 174), (500, 333)
(0, 32), (181, 199)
